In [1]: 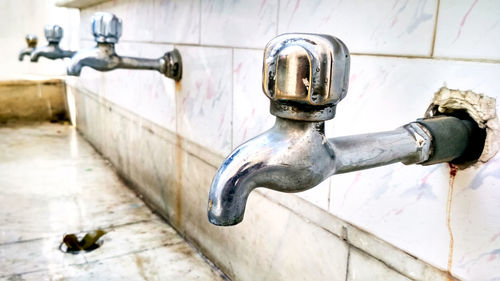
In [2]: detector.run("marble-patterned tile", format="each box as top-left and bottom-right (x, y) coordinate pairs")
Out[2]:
(278, 0), (437, 56)
(447, 154), (500, 280)
(0, 235), (86, 277)
(79, 0), (155, 42)
(347, 248), (411, 281)
(434, 0), (500, 60)
(112, 0), (155, 42)
(232, 49), (274, 148)
(154, 0), (200, 44)
(175, 46), (232, 156)
(296, 179), (331, 211)
(16, 242), (225, 281)
(346, 222), (450, 281)
(97, 42), (177, 132)
(328, 55), (500, 274)
(201, 0), (278, 48)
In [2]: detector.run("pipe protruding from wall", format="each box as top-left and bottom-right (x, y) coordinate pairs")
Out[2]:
(208, 33), (484, 226)
(30, 25), (75, 62)
(67, 12), (182, 81)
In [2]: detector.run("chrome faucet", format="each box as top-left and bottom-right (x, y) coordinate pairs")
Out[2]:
(19, 34), (38, 61)
(208, 33), (483, 226)
(67, 12), (182, 80)
(30, 25), (75, 62)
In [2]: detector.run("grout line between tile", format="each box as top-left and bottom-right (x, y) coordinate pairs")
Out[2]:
(198, 0), (202, 45)
(430, 0), (441, 57)
(231, 48), (234, 151)
(344, 245), (351, 281)
(276, 0), (280, 36)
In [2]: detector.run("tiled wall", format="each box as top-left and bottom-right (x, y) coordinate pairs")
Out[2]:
(72, 0), (500, 280)
(0, 0), (79, 77)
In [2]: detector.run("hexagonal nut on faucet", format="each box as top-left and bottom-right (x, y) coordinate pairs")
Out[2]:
(91, 12), (122, 44)
(44, 25), (63, 43)
(25, 34), (38, 48)
(263, 33), (350, 121)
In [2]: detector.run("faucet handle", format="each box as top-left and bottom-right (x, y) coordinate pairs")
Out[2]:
(44, 25), (63, 43)
(263, 33), (350, 121)
(91, 12), (122, 44)
(25, 34), (38, 48)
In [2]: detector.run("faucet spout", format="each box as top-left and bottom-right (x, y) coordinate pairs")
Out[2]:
(67, 43), (182, 80)
(30, 43), (75, 62)
(66, 43), (119, 76)
(19, 47), (35, 61)
(208, 117), (336, 226)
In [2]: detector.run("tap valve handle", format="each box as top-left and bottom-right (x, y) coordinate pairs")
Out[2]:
(44, 25), (63, 43)
(263, 33), (350, 121)
(25, 34), (38, 48)
(91, 12), (122, 44)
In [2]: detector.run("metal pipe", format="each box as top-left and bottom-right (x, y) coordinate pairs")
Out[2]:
(30, 43), (75, 62)
(208, 115), (475, 226)
(331, 125), (428, 174)
(29, 25), (75, 62)
(67, 12), (182, 80)
(207, 33), (483, 226)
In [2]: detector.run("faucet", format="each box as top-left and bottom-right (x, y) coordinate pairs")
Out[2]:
(18, 34), (38, 61)
(30, 25), (75, 62)
(208, 33), (484, 226)
(67, 12), (182, 81)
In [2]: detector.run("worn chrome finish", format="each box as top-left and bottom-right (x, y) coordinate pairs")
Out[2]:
(18, 34), (38, 61)
(67, 12), (182, 80)
(208, 33), (477, 226)
(208, 117), (436, 226)
(30, 25), (75, 62)
(263, 33), (349, 121)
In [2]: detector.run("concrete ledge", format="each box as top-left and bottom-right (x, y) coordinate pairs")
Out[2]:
(0, 77), (67, 123)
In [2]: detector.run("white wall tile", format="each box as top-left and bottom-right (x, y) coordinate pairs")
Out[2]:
(434, 0), (500, 60)
(201, 0), (278, 48)
(79, 0), (155, 42)
(278, 0), (437, 56)
(175, 46), (232, 156)
(447, 154), (500, 280)
(77, 42), (177, 132)
(114, 0), (155, 42)
(328, 55), (500, 274)
(154, 0), (200, 44)
(232, 49), (274, 148)
(296, 179), (331, 211)
(348, 248), (411, 281)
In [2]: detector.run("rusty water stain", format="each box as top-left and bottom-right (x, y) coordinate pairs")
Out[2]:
(175, 134), (183, 226)
(135, 255), (151, 281)
(175, 81), (182, 93)
(446, 163), (458, 280)
(208, 199), (213, 211)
